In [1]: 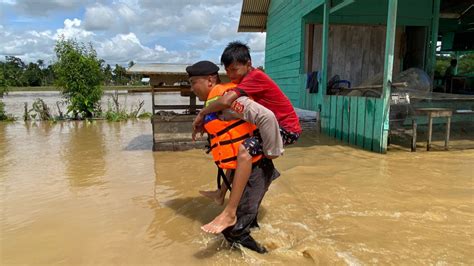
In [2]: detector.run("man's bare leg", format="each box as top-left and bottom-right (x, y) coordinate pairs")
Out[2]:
(201, 145), (252, 234)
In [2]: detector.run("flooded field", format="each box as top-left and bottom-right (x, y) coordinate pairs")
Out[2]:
(1, 119), (473, 265)
(1, 91), (200, 117)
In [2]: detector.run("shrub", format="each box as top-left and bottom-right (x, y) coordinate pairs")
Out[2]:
(54, 37), (103, 119)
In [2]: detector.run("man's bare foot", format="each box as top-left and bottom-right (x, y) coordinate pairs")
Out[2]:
(199, 189), (225, 205)
(201, 211), (237, 234)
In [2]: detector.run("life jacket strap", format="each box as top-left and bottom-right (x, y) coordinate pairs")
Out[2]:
(217, 167), (233, 191)
(215, 156), (237, 165)
(208, 133), (252, 152)
(209, 119), (247, 139)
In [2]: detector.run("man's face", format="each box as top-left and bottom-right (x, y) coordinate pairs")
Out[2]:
(225, 61), (251, 84)
(189, 76), (211, 101)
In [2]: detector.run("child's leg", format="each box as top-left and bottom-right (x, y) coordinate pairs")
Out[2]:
(229, 96), (284, 158)
(199, 170), (232, 205)
(201, 96), (282, 200)
(201, 144), (252, 234)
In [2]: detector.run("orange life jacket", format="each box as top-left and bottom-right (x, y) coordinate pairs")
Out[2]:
(203, 83), (262, 169)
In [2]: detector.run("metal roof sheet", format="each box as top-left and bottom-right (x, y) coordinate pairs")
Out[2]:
(127, 63), (227, 75)
(238, 0), (270, 32)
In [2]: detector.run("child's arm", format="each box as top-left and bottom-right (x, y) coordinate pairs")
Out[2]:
(235, 97), (284, 158)
(192, 90), (239, 134)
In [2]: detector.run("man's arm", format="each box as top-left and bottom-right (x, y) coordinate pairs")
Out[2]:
(192, 90), (239, 139)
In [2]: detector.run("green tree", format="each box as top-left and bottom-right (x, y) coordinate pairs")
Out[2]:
(53, 38), (103, 118)
(112, 64), (129, 85)
(435, 54), (452, 77)
(4, 56), (27, 86)
(0, 63), (7, 97)
(102, 64), (113, 85)
(128, 60), (141, 85)
(458, 53), (474, 75)
(43, 65), (55, 86)
(24, 62), (43, 86)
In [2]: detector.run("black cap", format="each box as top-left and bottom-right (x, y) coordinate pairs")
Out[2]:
(186, 60), (219, 77)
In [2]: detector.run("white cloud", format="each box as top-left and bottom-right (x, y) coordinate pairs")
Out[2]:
(55, 19), (95, 40)
(0, 24), (55, 63)
(247, 33), (266, 53)
(83, 4), (117, 31)
(83, 3), (137, 33)
(13, 0), (84, 16)
(118, 4), (137, 23)
(96, 32), (199, 64)
(209, 23), (234, 41)
(177, 7), (212, 33)
(2, 0), (16, 5)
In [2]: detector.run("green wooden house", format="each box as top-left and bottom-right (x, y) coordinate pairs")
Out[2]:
(238, 0), (473, 153)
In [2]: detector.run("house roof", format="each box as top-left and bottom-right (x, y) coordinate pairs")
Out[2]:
(237, 0), (270, 32)
(237, 0), (473, 33)
(127, 63), (227, 75)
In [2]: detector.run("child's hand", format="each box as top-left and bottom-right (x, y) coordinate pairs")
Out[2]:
(192, 113), (205, 141)
(192, 113), (204, 133)
(192, 125), (204, 141)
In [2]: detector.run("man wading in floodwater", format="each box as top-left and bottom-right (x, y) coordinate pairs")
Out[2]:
(186, 60), (281, 253)
(195, 42), (301, 235)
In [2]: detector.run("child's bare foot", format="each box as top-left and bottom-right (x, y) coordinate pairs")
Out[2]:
(199, 189), (225, 205)
(201, 211), (237, 234)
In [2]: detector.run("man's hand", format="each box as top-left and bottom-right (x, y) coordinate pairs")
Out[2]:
(192, 112), (204, 141)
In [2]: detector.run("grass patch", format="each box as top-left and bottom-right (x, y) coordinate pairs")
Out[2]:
(8, 85), (149, 92)
(0, 101), (15, 121)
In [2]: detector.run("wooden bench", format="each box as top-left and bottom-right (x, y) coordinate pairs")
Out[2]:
(415, 108), (453, 151)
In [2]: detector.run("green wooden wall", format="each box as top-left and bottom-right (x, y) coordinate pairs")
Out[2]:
(265, 0), (438, 152)
(320, 95), (386, 152)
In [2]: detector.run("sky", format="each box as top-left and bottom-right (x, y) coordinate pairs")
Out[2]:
(0, 0), (267, 67)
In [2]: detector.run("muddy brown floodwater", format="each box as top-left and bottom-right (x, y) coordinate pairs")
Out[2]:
(1, 120), (473, 265)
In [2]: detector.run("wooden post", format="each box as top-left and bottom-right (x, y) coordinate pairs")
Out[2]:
(189, 94), (197, 114)
(427, 113), (433, 151)
(320, 0), (330, 96)
(445, 116), (451, 150)
(380, 0), (398, 153)
(151, 76), (156, 115)
(411, 118), (417, 152)
(428, 0), (441, 81)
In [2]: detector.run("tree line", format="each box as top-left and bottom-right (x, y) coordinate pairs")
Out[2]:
(0, 53), (142, 89)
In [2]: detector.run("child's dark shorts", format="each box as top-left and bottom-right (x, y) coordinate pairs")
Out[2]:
(242, 128), (300, 156)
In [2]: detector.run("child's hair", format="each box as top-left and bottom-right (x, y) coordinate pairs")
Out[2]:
(221, 41), (252, 67)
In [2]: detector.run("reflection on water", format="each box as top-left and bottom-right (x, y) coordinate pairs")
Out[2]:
(63, 122), (106, 187)
(0, 123), (7, 176)
(0, 120), (473, 264)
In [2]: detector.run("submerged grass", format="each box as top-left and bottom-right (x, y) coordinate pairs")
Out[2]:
(0, 101), (15, 121)
(8, 85), (149, 92)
